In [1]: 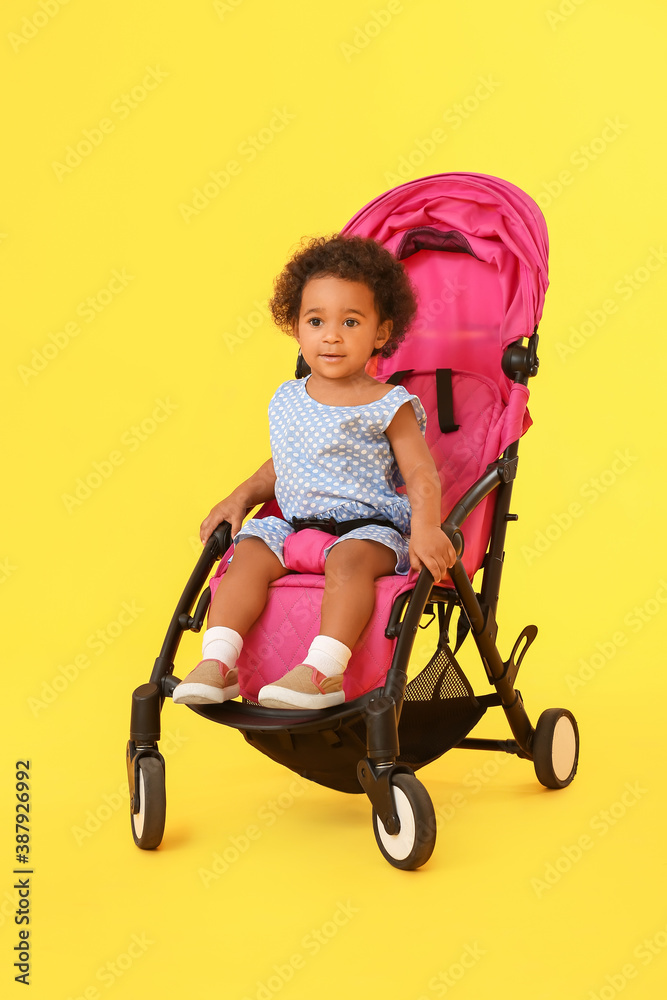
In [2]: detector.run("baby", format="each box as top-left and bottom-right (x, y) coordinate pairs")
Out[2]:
(173, 234), (456, 710)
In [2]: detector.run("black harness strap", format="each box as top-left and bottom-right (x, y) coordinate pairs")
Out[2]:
(386, 370), (411, 386)
(435, 368), (459, 434)
(291, 516), (399, 537)
(387, 368), (459, 434)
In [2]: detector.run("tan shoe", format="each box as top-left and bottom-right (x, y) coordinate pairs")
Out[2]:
(258, 664), (345, 710)
(172, 659), (240, 705)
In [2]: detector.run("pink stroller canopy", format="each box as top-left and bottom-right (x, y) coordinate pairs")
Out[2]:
(341, 172), (549, 394)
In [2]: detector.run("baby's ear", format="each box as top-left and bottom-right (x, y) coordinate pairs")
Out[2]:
(291, 318), (300, 340)
(376, 318), (393, 348)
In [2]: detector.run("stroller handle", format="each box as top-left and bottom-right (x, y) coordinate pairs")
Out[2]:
(210, 520), (233, 558)
(441, 522), (464, 559)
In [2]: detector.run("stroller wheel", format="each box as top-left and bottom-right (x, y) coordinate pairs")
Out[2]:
(532, 708), (579, 789)
(131, 756), (166, 850)
(372, 773), (436, 870)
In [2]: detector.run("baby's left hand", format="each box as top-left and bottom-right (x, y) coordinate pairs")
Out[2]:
(409, 525), (458, 583)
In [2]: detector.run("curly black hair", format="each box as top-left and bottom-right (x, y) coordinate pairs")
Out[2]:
(269, 233), (418, 358)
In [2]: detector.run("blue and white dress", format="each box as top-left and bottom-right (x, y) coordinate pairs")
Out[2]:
(234, 376), (427, 574)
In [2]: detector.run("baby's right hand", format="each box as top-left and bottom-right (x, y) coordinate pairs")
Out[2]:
(200, 495), (248, 545)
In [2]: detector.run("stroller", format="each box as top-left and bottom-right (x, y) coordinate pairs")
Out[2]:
(126, 172), (580, 870)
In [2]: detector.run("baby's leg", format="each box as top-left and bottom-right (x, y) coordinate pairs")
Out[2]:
(257, 538), (396, 710)
(209, 537), (289, 633)
(173, 537), (288, 705)
(319, 538), (397, 649)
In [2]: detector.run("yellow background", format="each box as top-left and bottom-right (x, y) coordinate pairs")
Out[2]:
(2, 1), (666, 997)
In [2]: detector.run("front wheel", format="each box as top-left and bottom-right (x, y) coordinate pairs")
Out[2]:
(532, 708), (579, 789)
(372, 773), (436, 870)
(131, 756), (166, 849)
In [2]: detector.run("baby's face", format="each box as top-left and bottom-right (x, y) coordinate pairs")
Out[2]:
(293, 276), (392, 380)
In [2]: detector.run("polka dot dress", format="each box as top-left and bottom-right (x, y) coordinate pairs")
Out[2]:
(234, 376), (427, 574)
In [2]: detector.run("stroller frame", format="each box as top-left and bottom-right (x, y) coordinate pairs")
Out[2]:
(126, 331), (579, 869)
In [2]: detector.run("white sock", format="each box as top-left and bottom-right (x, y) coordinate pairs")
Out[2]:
(202, 626), (243, 669)
(303, 635), (351, 677)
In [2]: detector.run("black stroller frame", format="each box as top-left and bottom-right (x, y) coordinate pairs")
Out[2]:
(126, 332), (580, 869)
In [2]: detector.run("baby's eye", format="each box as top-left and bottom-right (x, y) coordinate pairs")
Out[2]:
(308, 317), (323, 327)
(343, 318), (359, 327)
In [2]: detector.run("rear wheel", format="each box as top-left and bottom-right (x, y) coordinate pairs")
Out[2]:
(532, 709), (579, 789)
(372, 773), (436, 870)
(131, 756), (166, 849)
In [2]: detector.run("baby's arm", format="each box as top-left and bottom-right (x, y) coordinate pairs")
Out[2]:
(200, 458), (276, 543)
(385, 404), (456, 582)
